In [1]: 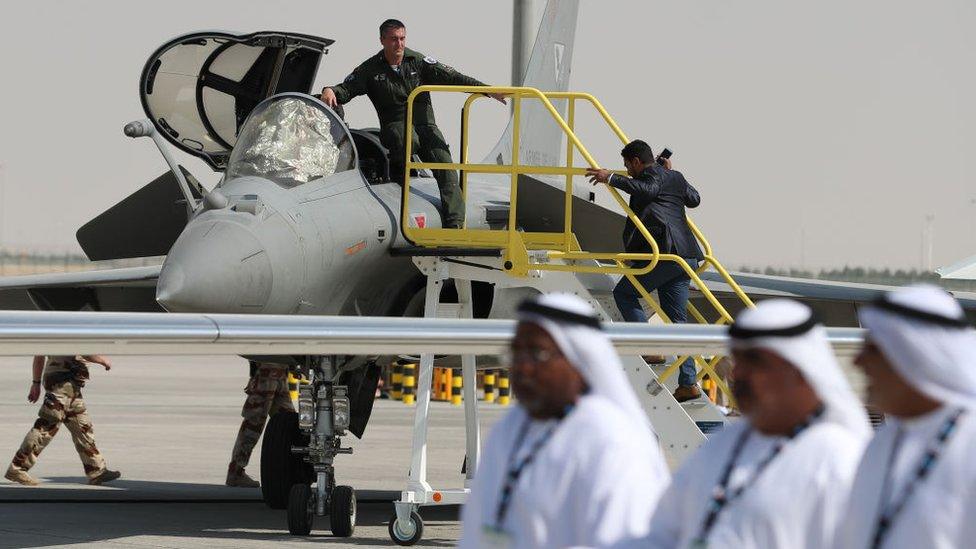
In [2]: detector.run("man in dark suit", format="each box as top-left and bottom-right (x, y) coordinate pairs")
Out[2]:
(586, 140), (704, 402)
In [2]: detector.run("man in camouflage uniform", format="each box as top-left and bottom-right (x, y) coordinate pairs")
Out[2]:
(5, 355), (121, 486)
(226, 361), (295, 487)
(320, 18), (506, 228)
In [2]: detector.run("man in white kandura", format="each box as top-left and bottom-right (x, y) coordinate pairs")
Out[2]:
(834, 285), (976, 549)
(459, 293), (669, 548)
(636, 299), (871, 549)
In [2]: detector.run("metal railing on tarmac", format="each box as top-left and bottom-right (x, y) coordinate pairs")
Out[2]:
(0, 310), (865, 358)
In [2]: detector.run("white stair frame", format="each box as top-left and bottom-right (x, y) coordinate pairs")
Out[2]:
(394, 253), (729, 526)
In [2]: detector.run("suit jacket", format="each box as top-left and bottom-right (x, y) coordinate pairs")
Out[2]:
(608, 165), (704, 260)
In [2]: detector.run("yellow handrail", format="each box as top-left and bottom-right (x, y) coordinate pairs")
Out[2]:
(399, 85), (754, 404)
(402, 85), (662, 276)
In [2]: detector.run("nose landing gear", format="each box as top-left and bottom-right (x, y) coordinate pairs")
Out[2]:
(287, 481), (356, 536)
(284, 356), (357, 537)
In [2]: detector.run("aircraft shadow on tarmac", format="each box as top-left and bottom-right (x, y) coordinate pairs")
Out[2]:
(0, 479), (459, 547)
(0, 477), (263, 502)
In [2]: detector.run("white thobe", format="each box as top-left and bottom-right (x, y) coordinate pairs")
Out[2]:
(459, 395), (669, 548)
(833, 406), (976, 549)
(641, 420), (865, 549)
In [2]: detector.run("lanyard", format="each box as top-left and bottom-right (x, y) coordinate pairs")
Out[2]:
(693, 407), (823, 545)
(493, 417), (558, 530)
(869, 407), (965, 549)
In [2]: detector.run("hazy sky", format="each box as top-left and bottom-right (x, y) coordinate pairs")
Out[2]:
(0, 0), (973, 270)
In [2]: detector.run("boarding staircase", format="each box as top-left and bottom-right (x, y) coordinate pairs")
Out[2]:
(386, 85), (755, 545)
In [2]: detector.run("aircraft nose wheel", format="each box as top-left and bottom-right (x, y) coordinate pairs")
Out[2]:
(287, 483), (356, 537)
(388, 511), (424, 546)
(287, 483), (314, 535)
(330, 485), (356, 537)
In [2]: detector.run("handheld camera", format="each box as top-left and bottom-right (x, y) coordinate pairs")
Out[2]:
(656, 148), (673, 166)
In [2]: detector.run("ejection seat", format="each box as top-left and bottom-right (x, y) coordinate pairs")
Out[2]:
(350, 129), (391, 184)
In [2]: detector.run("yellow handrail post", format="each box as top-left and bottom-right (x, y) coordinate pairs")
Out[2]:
(504, 91), (528, 275)
(564, 97), (576, 253)
(509, 92), (522, 244)
(459, 100), (471, 229)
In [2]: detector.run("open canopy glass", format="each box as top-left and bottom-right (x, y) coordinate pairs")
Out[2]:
(140, 31), (334, 170)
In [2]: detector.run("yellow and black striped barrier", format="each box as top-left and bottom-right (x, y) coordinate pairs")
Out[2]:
(451, 367), (463, 406)
(387, 363), (512, 406)
(483, 370), (496, 403)
(288, 372), (299, 402)
(402, 363), (416, 405)
(497, 370), (510, 406)
(391, 363), (404, 401)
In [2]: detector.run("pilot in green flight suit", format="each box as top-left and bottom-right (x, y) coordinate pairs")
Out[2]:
(321, 18), (505, 229)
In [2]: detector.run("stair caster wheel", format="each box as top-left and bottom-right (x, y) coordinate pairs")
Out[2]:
(330, 485), (356, 537)
(287, 484), (314, 535)
(388, 511), (424, 546)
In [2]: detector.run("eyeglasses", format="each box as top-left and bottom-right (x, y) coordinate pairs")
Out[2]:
(504, 348), (562, 365)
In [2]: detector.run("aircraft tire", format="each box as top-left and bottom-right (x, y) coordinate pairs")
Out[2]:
(287, 483), (314, 535)
(330, 485), (357, 537)
(261, 411), (310, 509)
(388, 511), (424, 546)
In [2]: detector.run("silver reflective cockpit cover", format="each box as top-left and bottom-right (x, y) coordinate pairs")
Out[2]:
(226, 96), (355, 187)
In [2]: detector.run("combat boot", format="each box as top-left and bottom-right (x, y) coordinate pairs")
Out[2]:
(226, 465), (260, 488)
(88, 469), (121, 485)
(5, 465), (40, 486)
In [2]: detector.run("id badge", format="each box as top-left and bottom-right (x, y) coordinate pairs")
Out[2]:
(482, 525), (512, 548)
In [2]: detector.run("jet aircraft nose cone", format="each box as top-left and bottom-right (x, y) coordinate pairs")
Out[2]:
(156, 220), (272, 313)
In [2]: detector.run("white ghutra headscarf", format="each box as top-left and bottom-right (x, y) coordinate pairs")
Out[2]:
(517, 293), (649, 425)
(729, 299), (872, 440)
(858, 284), (976, 409)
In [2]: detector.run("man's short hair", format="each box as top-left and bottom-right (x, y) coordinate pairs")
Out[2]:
(380, 19), (406, 37)
(621, 140), (655, 164)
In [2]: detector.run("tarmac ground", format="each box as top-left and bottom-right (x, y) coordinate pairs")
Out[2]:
(0, 356), (506, 548)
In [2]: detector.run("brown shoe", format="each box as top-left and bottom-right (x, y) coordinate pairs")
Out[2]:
(226, 465), (260, 488)
(642, 355), (667, 364)
(5, 466), (40, 486)
(673, 385), (702, 403)
(88, 469), (121, 485)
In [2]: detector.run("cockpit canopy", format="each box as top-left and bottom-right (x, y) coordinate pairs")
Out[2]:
(226, 95), (355, 188)
(140, 31), (334, 170)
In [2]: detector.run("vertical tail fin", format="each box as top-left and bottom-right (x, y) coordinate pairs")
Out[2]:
(481, 0), (580, 166)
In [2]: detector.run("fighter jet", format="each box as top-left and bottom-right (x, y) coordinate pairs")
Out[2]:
(0, 0), (595, 536)
(3, 0), (973, 541)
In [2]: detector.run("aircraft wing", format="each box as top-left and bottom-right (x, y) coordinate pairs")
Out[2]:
(495, 176), (976, 327)
(0, 265), (162, 312)
(937, 254), (976, 280)
(695, 270), (976, 326)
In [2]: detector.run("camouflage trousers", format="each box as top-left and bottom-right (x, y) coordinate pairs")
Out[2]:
(229, 365), (295, 470)
(10, 381), (106, 479)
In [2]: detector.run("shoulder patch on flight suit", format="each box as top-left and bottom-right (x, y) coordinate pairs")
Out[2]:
(423, 56), (438, 64)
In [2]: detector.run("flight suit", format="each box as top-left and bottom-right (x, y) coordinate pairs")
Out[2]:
(330, 48), (488, 228)
(8, 357), (106, 479)
(228, 362), (295, 476)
